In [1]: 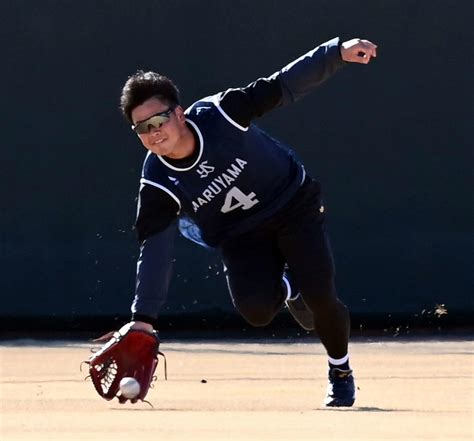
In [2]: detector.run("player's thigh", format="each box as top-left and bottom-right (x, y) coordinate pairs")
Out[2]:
(220, 231), (286, 311)
(279, 209), (337, 306)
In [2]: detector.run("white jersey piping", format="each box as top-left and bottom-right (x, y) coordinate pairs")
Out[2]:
(200, 93), (249, 132)
(140, 178), (181, 211)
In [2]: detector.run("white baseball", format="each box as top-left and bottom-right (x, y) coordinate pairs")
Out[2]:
(119, 377), (140, 399)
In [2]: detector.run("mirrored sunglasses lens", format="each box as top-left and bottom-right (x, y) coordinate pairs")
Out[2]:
(134, 114), (170, 134)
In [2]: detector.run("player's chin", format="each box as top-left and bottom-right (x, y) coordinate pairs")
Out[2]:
(148, 142), (172, 156)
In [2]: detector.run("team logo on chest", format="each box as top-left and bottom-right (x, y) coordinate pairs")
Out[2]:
(196, 161), (215, 178)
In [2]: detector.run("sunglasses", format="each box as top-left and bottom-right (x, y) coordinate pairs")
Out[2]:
(132, 108), (175, 134)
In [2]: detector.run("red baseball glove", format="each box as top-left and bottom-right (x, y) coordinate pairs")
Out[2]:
(84, 323), (166, 403)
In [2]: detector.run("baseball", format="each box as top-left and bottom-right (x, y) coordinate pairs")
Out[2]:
(119, 377), (140, 399)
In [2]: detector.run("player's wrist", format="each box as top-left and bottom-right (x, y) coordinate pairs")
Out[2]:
(338, 39), (348, 64)
(131, 313), (158, 330)
(130, 320), (154, 333)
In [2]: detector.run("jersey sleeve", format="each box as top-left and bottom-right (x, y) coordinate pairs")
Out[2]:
(131, 221), (178, 325)
(131, 153), (181, 325)
(136, 151), (181, 243)
(135, 181), (180, 243)
(219, 37), (345, 127)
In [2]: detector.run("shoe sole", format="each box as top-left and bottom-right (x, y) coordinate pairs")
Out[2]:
(324, 398), (355, 407)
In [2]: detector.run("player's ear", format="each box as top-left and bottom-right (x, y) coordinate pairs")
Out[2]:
(174, 106), (186, 123)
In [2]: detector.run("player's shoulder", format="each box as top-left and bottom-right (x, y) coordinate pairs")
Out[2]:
(184, 93), (224, 118)
(185, 91), (248, 132)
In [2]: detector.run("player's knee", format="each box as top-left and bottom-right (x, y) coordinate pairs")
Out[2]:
(240, 310), (275, 327)
(234, 300), (277, 327)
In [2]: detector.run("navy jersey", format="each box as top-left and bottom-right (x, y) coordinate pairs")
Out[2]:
(142, 94), (305, 246)
(131, 37), (345, 324)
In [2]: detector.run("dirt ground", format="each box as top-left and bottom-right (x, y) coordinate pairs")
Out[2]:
(0, 338), (472, 441)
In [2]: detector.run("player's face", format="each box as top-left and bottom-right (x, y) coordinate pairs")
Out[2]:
(131, 97), (186, 157)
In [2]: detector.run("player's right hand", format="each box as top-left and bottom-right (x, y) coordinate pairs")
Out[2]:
(340, 38), (377, 64)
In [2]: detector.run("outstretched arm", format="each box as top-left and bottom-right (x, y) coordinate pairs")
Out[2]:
(220, 37), (377, 127)
(131, 221), (178, 327)
(129, 182), (180, 330)
(278, 37), (377, 104)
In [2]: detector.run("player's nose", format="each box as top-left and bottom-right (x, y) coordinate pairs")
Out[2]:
(148, 124), (161, 134)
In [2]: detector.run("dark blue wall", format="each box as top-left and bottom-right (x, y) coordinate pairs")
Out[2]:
(1, 1), (472, 324)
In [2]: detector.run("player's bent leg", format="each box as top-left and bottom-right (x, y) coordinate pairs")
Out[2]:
(220, 228), (286, 328)
(224, 261), (286, 327)
(231, 290), (282, 326)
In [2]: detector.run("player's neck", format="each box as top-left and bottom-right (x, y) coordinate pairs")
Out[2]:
(166, 124), (196, 160)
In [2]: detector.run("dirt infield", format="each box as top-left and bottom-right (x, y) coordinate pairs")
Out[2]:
(0, 338), (472, 440)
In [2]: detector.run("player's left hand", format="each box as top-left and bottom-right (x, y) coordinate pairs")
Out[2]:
(83, 323), (166, 403)
(340, 38), (377, 64)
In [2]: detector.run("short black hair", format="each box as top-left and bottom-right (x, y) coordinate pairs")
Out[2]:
(120, 70), (180, 123)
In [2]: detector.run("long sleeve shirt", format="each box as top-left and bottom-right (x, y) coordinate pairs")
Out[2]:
(131, 37), (345, 325)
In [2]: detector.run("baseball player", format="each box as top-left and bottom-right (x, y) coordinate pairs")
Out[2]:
(89, 37), (377, 406)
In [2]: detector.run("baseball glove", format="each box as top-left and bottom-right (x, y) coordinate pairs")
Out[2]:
(84, 323), (167, 403)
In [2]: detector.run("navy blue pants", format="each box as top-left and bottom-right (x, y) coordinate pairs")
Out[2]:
(220, 178), (350, 358)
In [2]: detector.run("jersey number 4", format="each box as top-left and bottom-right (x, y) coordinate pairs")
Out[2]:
(220, 186), (259, 213)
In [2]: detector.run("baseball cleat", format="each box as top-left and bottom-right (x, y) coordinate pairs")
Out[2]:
(324, 368), (356, 407)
